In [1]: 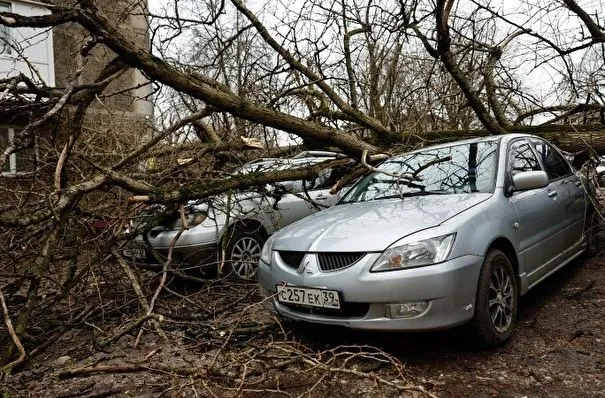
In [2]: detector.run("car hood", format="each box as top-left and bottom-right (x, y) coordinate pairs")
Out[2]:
(273, 193), (491, 252)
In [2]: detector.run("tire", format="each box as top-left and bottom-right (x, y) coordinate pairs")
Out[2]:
(222, 227), (265, 280)
(469, 249), (518, 348)
(583, 208), (601, 257)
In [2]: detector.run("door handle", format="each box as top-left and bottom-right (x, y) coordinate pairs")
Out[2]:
(315, 195), (329, 201)
(547, 190), (558, 198)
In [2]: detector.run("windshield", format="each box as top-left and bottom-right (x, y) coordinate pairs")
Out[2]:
(234, 157), (336, 193)
(341, 141), (499, 203)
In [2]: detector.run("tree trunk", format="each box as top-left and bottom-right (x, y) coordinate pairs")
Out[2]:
(409, 124), (605, 153)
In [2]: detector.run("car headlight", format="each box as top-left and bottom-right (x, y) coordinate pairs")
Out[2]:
(371, 233), (456, 271)
(172, 212), (207, 229)
(260, 234), (276, 265)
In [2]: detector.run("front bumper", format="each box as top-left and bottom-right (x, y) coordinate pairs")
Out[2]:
(123, 241), (219, 269)
(258, 253), (484, 331)
(123, 225), (221, 270)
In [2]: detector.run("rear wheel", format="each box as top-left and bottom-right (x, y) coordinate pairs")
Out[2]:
(223, 227), (265, 280)
(469, 249), (518, 347)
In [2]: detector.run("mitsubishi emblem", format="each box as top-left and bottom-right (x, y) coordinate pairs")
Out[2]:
(299, 255), (316, 275)
(299, 258), (311, 274)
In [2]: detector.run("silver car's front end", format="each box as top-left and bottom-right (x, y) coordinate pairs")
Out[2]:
(258, 246), (483, 331)
(139, 223), (223, 268)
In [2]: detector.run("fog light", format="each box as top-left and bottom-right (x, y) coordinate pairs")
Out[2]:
(386, 301), (428, 318)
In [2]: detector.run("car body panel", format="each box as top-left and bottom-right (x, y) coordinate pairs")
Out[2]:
(510, 182), (565, 281)
(259, 254), (483, 330)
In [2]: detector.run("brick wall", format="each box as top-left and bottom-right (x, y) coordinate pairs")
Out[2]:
(52, 0), (153, 120)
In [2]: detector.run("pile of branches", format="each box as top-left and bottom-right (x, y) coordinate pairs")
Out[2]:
(1, 271), (436, 397)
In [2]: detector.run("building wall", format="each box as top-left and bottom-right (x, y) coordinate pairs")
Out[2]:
(51, 0), (153, 119)
(1, 0), (153, 178)
(0, 0), (153, 118)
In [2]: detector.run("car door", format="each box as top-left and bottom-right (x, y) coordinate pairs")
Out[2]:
(507, 139), (565, 285)
(529, 138), (586, 250)
(270, 179), (313, 228)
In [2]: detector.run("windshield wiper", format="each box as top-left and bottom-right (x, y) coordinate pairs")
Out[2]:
(373, 190), (450, 200)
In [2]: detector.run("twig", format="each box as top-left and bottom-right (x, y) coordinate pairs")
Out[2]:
(412, 155), (452, 179)
(110, 248), (164, 342)
(144, 348), (161, 361)
(134, 204), (186, 347)
(0, 289), (26, 379)
(209, 293), (278, 369)
(57, 363), (201, 379)
(272, 344), (437, 398)
(29, 305), (94, 358)
(97, 314), (163, 348)
(360, 149), (415, 180)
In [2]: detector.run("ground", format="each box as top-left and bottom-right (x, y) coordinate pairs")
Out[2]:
(3, 252), (605, 397)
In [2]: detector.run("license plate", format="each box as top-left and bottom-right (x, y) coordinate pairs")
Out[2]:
(276, 285), (341, 309)
(123, 247), (145, 259)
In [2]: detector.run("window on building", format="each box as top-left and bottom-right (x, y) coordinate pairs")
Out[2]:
(0, 127), (36, 175)
(0, 2), (11, 55)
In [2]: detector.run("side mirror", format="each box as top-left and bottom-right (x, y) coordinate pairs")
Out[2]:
(512, 170), (549, 191)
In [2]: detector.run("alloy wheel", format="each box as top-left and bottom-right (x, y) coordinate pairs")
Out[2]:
(488, 262), (514, 333)
(230, 236), (262, 279)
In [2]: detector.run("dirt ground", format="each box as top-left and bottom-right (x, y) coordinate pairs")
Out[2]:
(4, 251), (605, 397)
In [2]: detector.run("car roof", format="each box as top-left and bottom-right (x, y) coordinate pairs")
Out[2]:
(404, 135), (501, 155)
(401, 133), (549, 156)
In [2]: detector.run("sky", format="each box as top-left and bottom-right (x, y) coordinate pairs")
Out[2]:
(144, 0), (605, 131)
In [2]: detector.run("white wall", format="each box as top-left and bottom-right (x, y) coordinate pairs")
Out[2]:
(0, 0), (54, 86)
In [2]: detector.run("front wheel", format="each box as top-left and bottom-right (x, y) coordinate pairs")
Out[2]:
(583, 208), (601, 256)
(223, 228), (265, 280)
(469, 249), (518, 347)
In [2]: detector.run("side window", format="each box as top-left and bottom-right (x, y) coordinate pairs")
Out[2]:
(530, 139), (570, 180)
(305, 165), (349, 191)
(508, 140), (541, 176)
(0, 2), (11, 55)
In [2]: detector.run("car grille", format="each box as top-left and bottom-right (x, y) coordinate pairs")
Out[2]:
(278, 251), (306, 269)
(317, 252), (365, 271)
(278, 251), (366, 271)
(280, 302), (370, 318)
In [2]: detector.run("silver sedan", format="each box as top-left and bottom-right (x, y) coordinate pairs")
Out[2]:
(258, 134), (591, 346)
(124, 155), (346, 279)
